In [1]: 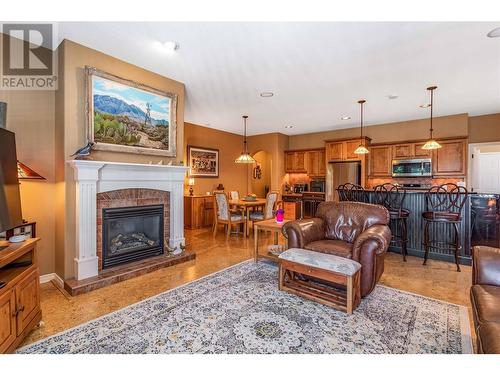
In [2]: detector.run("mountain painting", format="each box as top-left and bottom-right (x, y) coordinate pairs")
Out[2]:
(87, 68), (177, 156)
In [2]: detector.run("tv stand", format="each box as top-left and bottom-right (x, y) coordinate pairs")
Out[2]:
(0, 238), (41, 353)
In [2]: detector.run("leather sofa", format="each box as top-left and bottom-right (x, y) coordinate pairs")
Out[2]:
(471, 245), (500, 354)
(282, 201), (391, 297)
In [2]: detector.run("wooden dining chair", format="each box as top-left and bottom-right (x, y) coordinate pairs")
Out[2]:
(229, 191), (240, 200)
(213, 191), (247, 239)
(248, 191), (279, 230)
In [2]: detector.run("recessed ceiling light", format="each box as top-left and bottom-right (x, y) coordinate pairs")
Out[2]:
(285, 125), (294, 129)
(387, 94), (399, 99)
(487, 27), (500, 38)
(419, 104), (431, 108)
(260, 92), (274, 98)
(340, 116), (351, 120)
(163, 41), (180, 52)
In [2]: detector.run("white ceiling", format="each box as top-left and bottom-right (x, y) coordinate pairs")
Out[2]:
(57, 22), (500, 136)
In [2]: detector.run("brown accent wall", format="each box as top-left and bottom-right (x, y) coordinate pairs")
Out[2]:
(184, 122), (247, 196)
(289, 113), (469, 149)
(468, 113), (500, 144)
(0, 90), (56, 276)
(57, 39), (186, 279)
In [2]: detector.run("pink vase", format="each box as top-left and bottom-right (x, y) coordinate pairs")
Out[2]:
(276, 209), (284, 223)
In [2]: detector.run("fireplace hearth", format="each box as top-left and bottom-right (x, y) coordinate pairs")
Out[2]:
(102, 204), (164, 269)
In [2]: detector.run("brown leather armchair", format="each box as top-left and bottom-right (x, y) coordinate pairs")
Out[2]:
(471, 246), (500, 354)
(282, 201), (391, 297)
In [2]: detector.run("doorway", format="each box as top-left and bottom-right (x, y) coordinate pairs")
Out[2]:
(469, 142), (500, 193)
(251, 151), (272, 198)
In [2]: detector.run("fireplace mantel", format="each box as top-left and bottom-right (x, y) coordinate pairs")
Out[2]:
(67, 159), (188, 280)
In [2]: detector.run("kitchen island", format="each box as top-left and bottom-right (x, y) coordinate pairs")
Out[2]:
(364, 190), (472, 265)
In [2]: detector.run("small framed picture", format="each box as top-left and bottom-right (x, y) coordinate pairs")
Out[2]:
(187, 146), (219, 178)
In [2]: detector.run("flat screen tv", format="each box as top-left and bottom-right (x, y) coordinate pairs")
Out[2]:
(0, 128), (23, 234)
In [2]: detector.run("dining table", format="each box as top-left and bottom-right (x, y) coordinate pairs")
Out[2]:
(228, 198), (267, 236)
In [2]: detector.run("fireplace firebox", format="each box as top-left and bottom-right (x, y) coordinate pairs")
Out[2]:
(102, 204), (164, 269)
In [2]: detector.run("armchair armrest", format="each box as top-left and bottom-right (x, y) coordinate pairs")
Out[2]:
(473, 246), (500, 286)
(282, 218), (325, 249)
(352, 224), (391, 262)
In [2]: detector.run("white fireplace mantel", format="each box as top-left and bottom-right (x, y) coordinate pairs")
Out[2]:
(67, 160), (188, 281)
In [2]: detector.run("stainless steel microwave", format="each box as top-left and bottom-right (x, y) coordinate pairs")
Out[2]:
(392, 158), (432, 177)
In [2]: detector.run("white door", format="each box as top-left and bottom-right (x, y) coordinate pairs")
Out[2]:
(477, 153), (500, 193)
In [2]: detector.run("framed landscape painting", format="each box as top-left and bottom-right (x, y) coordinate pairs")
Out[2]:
(86, 66), (177, 157)
(188, 146), (219, 178)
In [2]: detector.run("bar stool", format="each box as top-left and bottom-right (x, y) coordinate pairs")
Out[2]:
(373, 183), (410, 261)
(422, 183), (468, 272)
(337, 183), (367, 203)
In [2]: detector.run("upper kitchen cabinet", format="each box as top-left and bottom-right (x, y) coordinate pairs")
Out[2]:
(285, 148), (326, 176)
(432, 138), (467, 176)
(325, 137), (371, 162)
(368, 145), (392, 177)
(285, 151), (307, 173)
(392, 143), (431, 159)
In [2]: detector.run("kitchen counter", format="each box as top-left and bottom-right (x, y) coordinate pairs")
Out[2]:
(364, 190), (472, 265)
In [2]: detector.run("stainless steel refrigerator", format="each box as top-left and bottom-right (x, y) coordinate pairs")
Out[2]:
(326, 161), (362, 201)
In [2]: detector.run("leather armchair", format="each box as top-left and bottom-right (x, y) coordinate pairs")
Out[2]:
(471, 246), (500, 354)
(282, 201), (391, 297)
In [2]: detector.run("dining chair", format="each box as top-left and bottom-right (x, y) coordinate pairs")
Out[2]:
(248, 191), (279, 230)
(213, 191), (247, 239)
(229, 191), (240, 200)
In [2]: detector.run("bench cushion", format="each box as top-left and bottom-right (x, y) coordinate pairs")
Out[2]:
(279, 248), (361, 276)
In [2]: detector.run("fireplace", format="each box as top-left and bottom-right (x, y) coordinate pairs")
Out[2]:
(102, 204), (164, 269)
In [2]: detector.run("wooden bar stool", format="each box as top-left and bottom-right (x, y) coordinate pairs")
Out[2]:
(422, 183), (468, 272)
(373, 183), (410, 261)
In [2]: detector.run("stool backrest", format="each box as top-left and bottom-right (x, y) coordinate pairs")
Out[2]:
(425, 183), (468, 217)
(337, 183), (367, 203)
(373, 183), (407, 213)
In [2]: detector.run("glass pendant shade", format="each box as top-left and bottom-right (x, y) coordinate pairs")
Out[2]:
(421, 139), (442, 150)
(422, 86), (441, 150)
(353, 145), (370, 154)
(234, 152), (256, 163)
(234, 115), (256, 164)
(353, 99), (369, 154)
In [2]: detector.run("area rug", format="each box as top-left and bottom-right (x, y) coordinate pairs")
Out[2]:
(18, 261), (472, 354)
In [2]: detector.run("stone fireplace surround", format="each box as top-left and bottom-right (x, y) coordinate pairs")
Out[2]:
(68, 160), (188, 281)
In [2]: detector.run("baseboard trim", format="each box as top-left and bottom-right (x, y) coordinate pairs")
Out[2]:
(40, 273), (64, 289)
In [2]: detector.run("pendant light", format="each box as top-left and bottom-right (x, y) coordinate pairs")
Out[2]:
(234, 115), (256, 163)
(421, 86), (442, 150)
(353, 99), (370, 154)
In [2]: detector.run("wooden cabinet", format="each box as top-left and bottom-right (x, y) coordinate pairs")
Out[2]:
(0, 238), (41, 353)
(368, 146), (392, 177)
(184, 195), (214, 229)
(283, 201), (301, 220)
(327, 142), (344, 162)
(306, 149), (326, 177)
(0, 290), (16, 353)
(392, 142), (431, 159)
(433, 138), (467, 176)
(285, 151), (307, 173)
(345, 140), (363, 160)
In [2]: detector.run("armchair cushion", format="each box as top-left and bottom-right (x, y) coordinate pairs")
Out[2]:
(304, 240), (353, 258)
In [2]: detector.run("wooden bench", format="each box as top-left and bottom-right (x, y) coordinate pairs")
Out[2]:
(278, 248), (361, 314)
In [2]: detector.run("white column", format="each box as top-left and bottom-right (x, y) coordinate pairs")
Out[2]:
(169, 181), (185, 248)
(70, 161), (104, 280)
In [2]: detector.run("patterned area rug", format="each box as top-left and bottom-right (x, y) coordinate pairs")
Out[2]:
(19, 261), (472, 354)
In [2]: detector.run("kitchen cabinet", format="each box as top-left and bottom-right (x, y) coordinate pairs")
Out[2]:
(184, 195), (214, 229)
(283, 201), (301, 220)
(392, 143), (431, 159)
(368, 145), (392, 177)
(285, 151), (307, 173)
(432, 138), (467, 176)
(325, 137), (371, 162)
(307, 149), (326, 177)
